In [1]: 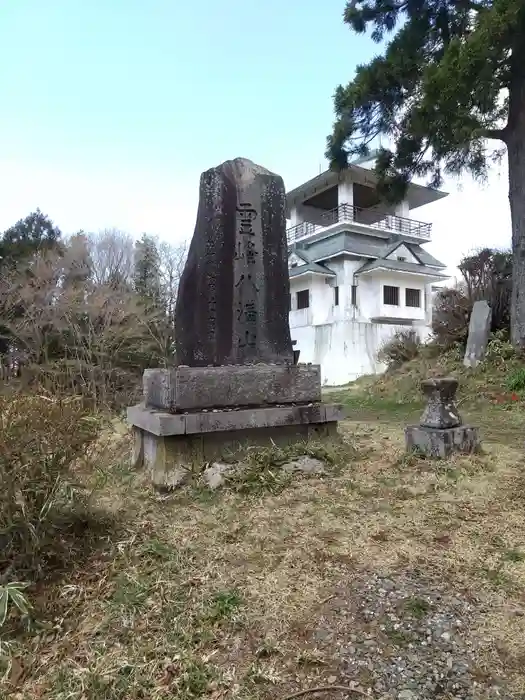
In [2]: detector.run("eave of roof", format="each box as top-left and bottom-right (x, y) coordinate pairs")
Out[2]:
(355, 259), (449, 278)
(289, 262), (336, 278)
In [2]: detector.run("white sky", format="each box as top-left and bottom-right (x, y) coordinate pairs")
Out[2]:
(0, 156), (511, 281)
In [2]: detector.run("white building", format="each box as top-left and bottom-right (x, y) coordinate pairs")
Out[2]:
(287, 159), (448, 385)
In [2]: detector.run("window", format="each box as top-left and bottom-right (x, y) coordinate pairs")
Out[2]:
(397, 256), (407, 262)
(334, 286), (339, 306)
(351, 284), (357, 307)
(406, 288), (421, 308)
(383, 285), (399, 306)
(296, 289), (310, 310)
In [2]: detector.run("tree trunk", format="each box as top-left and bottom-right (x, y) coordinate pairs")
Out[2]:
(508, 135), (525, 347)
(507, 17), (525, 348)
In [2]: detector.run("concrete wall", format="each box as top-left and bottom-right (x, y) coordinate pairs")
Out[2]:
(290, 319), (430, 386)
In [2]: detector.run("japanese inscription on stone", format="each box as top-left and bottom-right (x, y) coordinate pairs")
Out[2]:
(234, 203), (260, 356)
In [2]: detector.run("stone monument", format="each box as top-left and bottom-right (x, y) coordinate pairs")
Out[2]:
(463, 300), (491, 368)
(127, 158), (344, 488)
(405, 377), (480, 458)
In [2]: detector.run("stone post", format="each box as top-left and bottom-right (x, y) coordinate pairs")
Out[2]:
(405, 377), (480, 458)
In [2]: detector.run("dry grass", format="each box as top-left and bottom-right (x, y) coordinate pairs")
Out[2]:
(3, 410), (525, 698)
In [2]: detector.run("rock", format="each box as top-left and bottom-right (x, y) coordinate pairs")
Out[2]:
(281, 456), (326, 475)
(397, 690), (417, 699)
(175, 157), (293, 367)
(202, 462), (236, 489)
(463, 299), (491, 368)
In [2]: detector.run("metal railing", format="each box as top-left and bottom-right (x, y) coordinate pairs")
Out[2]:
(286, 203), (432, 245)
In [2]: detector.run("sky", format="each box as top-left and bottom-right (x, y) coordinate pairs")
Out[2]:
(0, 0), (511, 276)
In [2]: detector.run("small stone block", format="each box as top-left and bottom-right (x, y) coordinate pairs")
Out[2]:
(405, 424), (480, 459)
(143, 364), (321, 412)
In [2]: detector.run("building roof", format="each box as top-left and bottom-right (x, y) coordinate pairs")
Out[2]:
(295, 231), (446, 270)
(286, 165), (448, 213)
(355, 258), (449, 278)
(289, 261), (336, 278)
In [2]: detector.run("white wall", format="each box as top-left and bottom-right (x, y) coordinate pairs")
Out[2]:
(291, 319), (428, 386)
(290, 268), (431, 323)
(290, 273), (337, 326)
(288, 265), (434, 385)
(365, 270), (428, 321)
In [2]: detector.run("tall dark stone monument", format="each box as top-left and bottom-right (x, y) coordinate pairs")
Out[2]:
(175, 158), (293, 366)
(127, 157), (345, 489)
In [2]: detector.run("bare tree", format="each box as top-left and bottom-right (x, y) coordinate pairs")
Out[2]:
(85, 228), (135, 288)
(158, 240), (187, 322)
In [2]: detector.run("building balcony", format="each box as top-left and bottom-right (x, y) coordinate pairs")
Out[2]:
(286, 203), (432, 245)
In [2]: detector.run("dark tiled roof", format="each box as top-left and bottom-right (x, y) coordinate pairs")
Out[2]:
(295, 231), (446, 270)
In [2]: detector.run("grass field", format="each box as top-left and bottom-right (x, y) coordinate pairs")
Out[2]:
(4, 361), (525, 699)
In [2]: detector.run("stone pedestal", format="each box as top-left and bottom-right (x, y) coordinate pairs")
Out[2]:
(405, 377), (480, 458)
(405, 424), (480, 459)
(128, 401), (344, 489)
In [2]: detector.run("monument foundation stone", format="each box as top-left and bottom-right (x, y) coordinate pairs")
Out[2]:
(127, 158), (345, 488)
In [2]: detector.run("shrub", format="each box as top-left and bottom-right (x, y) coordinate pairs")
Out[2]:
(433, 249), (512, 351)
(432, 287), (471, 350)
(377, 330), (422, 370)
(486, 330), (515, 365)
(506, 367), (525, 393)
(0, 392), (100, 586)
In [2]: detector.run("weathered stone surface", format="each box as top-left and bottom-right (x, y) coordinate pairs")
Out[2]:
(175, 157), (293, 366)
(282, 456), (326, 475)
(131, 426), (144, 469)
(405, 424), (480, 458)
(143, 432), (193, 489)
(143, 364), (321, 411)
(463, 300), (491, 368)
(419, 377), (462, 429)
(127, 402), (346, 437)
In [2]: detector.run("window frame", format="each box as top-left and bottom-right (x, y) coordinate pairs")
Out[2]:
(296, 289), (310, 310)
(383, 285), (400, 306)
(405, 287), (421, 308)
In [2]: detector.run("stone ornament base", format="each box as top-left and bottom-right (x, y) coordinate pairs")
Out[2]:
(128, 402), (345, 489)
(405, 425), (480, 459)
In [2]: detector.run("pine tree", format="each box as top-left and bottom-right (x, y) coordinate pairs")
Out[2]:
(0, 209), (62, 268)
(133, 234), (162, 308)
(326, 0), (525, 345)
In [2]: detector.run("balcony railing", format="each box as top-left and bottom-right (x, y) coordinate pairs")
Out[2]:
(286, 203), (432, 245)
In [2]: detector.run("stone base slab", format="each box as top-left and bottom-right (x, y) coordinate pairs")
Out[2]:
(405, 424), (480, 459)
(130, 406), (344, 489)
(143, 364), (321, 412)
(128, 402), (343, 437)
